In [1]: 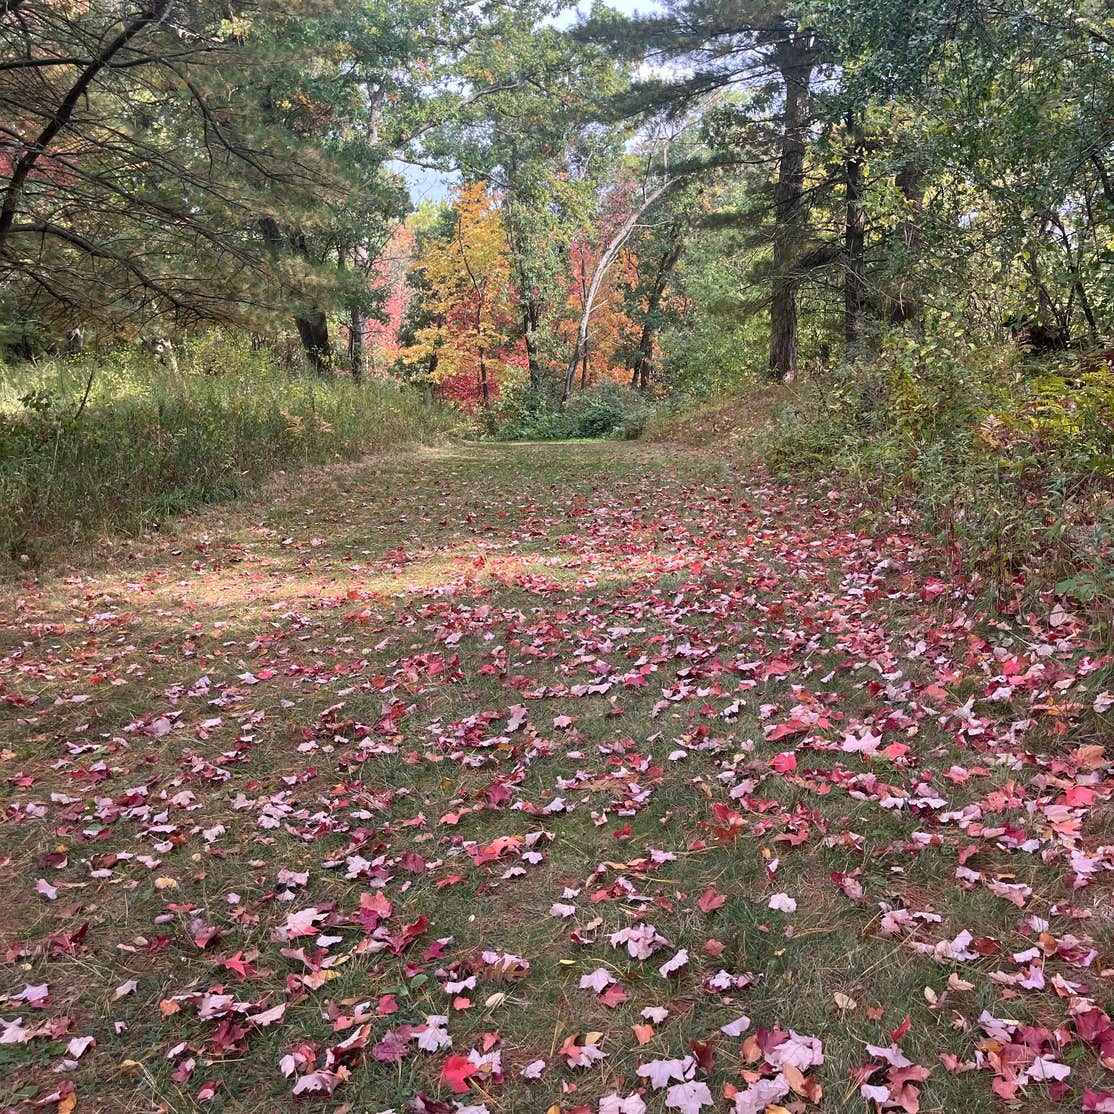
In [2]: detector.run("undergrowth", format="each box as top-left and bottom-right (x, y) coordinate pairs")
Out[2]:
(760, 334), (1114, 615)
(0, 335), (458, 564)
(491, 380), (653, 441)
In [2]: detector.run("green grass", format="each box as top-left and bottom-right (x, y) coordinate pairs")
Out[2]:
(0, 336), (458, 564)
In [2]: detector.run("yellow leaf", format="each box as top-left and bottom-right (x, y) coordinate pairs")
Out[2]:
(58, 1093), (77, 1114)
(781, 1062), (807, 1094)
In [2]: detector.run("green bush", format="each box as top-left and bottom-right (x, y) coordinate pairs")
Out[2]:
(0, 335), (458, 563)
(493, 381), (654, 441)
(760, 334), (1114, 606)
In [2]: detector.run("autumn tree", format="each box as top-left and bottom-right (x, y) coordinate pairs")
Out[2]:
(402, 184), (522, 410)
(560, 235), (641, 391)
(417, 2), (629, 393)
(350, 222), (416, 379)
(560, 152), (680, 404)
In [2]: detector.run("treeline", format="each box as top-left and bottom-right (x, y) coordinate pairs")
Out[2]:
(1, 0), (1110, 407)
(0, 0), (465, 366)
(351, 177), (696, 413)
(578, 0), (1111, 385)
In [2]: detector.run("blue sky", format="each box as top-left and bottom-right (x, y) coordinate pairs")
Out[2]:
(397, 0), (662, 203)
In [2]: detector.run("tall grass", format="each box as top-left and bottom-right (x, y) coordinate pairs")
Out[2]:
(0, 335), (458, 563)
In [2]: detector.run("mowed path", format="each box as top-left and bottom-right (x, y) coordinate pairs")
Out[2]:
(1, 442), (1112, 1114)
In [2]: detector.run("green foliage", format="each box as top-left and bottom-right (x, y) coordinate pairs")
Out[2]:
(802, 0), (1112, 347)
(492, 381), (653, 441)
(0, 337), (457, 563)
(0, 0), (477, 359)
(761, 336), (1114, 603)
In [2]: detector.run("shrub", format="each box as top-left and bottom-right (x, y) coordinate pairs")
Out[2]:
(759, 334), (1114, 609)
(493, 381), (654, 441)
(0, 336), (458, 563)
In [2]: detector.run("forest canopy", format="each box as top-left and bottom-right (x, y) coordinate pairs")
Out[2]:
(1, 0), (1107, 403)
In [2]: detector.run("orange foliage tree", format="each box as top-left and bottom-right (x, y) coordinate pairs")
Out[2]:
(561, 238), (641, 390)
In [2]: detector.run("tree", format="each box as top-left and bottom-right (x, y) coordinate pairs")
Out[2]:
(402, 184), (522, 410)
(0, 0), (452, 367)
(0, 2), (325, 337)
(624, 188), (694, 390)
(765, 24), (821, 380)
(349, 222), (416, 379)
(578, 1), (827, 381)
(245, 0), (448, 371)
(560, 234), (641, 391)
(417, 3), (629, 393)
(806, 0), (1112, 345)
(561, 163), (677, 404)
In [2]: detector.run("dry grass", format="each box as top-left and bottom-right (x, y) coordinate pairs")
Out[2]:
(640, 383), (796, 450)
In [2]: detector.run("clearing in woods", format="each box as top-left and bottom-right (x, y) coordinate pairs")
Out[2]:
(1, 441), (1112, 1114)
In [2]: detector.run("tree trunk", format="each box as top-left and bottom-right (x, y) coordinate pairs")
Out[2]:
(522, 295), (543, 391)
(629, 234), (683, 391)
(843, 111), (866, 347)
(768, 38), (814, 382)
(342, 246), (364, 381)
(258, 216), (331, 374)
(1092, 154), (1114, 209)
(888, 165), (923, 326)
(478, 347), (489, 409)
(504, 153), (548, 394)
(1050, 212), (1099, 341)
(631, 322), (653, 390)
(295, 311), (331, 375)
(563, 177), (675, 406)
(768, 281), (797, 382)
(574, 255), (589, 395)
(347, 307), (365, 385)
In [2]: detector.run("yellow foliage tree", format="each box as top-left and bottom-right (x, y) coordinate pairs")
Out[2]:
(402, 184), (521, 410)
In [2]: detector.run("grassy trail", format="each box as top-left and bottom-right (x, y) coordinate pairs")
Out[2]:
(1, 442), (1111, 1114)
